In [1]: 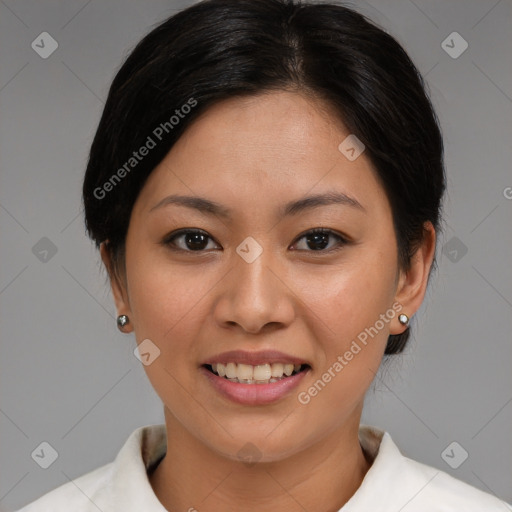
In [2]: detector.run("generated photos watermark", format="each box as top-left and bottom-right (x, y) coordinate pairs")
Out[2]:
(93, 97), (198, 200)
(297, 301), (403, 405)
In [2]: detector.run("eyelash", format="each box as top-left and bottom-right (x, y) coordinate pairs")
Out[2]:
(162, 228), (348, 254)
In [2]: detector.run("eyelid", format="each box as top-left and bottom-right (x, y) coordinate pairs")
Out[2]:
(293, 227), (348, 242)
(162, 227), (349, 253)
(290, 227), (348, 252)
(162, 228), (220, 251)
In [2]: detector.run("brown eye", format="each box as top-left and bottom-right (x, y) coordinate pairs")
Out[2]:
(291, 228), (347, 252)
(163, 229), (220, 252)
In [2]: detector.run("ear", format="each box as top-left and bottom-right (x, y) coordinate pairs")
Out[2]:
(391, 222), (436, 335)
(100, 241), (133, 332)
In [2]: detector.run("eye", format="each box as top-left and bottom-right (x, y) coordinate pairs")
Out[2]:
(162, 227), (347, 254)
(291, 228), (347, 252)
(163, 229), (220, 252)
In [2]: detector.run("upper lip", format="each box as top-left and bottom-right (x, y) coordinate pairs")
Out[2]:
(202, 350), (309, 367)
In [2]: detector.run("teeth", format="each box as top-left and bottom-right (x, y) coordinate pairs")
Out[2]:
(284, 364), (294, 376)
(237, 364), (254, 381)
(211, 362), (304, 383)
(225, 362), (237, 379)
(253, 364), (271, 381)
(271, 363), (284, 378)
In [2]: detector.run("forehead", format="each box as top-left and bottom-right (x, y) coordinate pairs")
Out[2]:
(177, 91), (347, 164)
(133, 90), (390, 221)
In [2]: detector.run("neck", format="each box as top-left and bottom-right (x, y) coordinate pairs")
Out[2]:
(149, 408), (372, 512)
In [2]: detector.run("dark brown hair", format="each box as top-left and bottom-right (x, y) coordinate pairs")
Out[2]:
(82, 0), (446, 354)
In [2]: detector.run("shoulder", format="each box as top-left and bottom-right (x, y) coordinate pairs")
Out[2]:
(400, 455), (510, 511)
(15, 463), (114, 512)
(352, 426), (511, 512)
(15, 423), (167, 512)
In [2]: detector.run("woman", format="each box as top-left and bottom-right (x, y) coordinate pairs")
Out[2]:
(17, 0), (510, 510)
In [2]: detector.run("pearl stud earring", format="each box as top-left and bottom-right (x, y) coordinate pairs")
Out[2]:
(398, 313), (409, 326)
(117, 314), (129, 331)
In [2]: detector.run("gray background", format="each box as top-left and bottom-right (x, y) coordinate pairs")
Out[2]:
(1, 0), (511, 510)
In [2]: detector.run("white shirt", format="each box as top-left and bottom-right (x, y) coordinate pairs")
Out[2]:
(17, 423), (510, 511)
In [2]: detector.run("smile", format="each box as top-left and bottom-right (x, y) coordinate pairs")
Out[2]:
(205, 362), (308, 384)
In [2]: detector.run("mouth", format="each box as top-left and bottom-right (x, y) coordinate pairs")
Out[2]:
(200, 362), (310, 405)
(203, 362), (310, 385)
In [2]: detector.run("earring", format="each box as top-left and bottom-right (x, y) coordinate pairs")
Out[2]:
(117, 314), (130, 331)
(398, 314), (409, 327)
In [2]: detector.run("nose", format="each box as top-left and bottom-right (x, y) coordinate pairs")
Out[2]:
(213, 247), (295, 335)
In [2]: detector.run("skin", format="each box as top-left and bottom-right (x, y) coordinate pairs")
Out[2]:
(101, 90), (436, 512)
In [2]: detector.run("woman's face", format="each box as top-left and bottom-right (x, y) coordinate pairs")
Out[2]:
(107, 91), (430, 462)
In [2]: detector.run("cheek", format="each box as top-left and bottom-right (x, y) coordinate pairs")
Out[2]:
(294, 251), (397, 345)
(292, 249), (397, 412)
(124, 255), (210, 410)
(295, 269), (394, 421)
(125, 249), (210, 349)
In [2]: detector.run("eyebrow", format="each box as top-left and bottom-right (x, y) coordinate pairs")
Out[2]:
(149, 191), (365, 219)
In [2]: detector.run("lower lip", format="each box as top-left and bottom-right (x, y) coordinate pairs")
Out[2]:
(200, 366), (310, 405)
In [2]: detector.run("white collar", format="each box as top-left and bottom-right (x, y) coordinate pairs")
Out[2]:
(103, 423), (392, 509)
(100, 423), (408, 509)
(21, 423), (508, 510)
